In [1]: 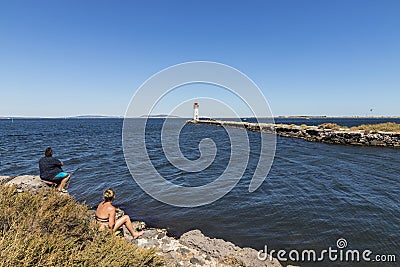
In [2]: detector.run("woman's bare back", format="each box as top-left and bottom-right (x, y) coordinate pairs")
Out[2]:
(95, 201), (115, 219)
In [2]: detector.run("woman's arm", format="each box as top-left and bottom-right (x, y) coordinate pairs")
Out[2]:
(108, 207), (116, 230)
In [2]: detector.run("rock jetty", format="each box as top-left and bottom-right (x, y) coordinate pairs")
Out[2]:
(187, 120), (400, 147)
(1, 175), (288, 267)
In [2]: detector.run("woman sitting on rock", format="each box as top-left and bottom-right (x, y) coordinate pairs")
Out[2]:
(95, 189), (144, 239)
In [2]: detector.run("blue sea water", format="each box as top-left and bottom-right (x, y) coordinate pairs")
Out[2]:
(0, 118), (399, 266)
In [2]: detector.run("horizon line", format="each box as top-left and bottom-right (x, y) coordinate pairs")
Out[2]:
(2, 115), (400, 119)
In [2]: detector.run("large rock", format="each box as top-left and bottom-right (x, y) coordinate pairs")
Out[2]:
(5, 175), (50, 192)
(180, 230), (281, 267)
(125, 228), (283, 266)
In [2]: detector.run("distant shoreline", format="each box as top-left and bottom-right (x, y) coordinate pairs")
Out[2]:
(1, 115), (400, 120)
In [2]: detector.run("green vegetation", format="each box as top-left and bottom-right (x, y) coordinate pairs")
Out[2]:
(318, 123), (342, 130)
(317, 122), (400, 132)
(0, 185), (163, 267)
(300, 124), (308, 129)
(350, 122), (400, 132)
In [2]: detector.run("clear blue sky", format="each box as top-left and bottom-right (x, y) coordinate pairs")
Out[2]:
(0, 0), (399, 117)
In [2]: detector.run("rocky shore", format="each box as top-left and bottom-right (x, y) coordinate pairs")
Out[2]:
(0, 175), (288, 267)
(187, 120), (400, 147)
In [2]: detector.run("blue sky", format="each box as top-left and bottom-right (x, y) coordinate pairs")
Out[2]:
(0, 0), (399, 117)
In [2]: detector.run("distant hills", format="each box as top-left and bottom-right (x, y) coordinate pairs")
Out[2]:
(1, 115), (399, 120)
(72, 115), (123, 119)
(0, 114), (182, 119)
(0, 115), (123, 119)
(139, 114), (181, 118)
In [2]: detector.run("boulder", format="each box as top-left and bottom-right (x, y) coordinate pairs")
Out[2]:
(5, 175), (50, 192)
(180, 230), (281, 267)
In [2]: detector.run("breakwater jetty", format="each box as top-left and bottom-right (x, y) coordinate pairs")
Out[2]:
(186, 120), (400, 147)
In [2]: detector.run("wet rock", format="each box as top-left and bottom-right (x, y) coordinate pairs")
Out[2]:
(190, 257), (203, 265)
(157, 232), (166, 239)
(177, 247), (191, 255)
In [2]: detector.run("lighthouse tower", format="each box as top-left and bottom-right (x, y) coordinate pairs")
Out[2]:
(193, 102), (199, 122)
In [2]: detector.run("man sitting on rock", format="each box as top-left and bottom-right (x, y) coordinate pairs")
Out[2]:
(39, 147), (70, 193)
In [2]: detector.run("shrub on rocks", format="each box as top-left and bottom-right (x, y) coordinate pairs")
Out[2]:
(318, 123), (341, 130)
(355, 122), (400, 132)
(0, 185), (163, 267)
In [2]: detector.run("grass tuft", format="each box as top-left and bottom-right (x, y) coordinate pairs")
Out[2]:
(0, 185), (164, 267)
(317, 122), (400, 132)
(318, 123), (341, 130)
(350, 122), (400, 132)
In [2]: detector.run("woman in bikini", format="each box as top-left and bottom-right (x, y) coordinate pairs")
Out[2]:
(95, 189), (144, 238)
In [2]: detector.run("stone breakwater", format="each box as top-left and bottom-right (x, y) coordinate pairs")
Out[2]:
(186, 120), (400, 147)
(0, 175), (290, 267)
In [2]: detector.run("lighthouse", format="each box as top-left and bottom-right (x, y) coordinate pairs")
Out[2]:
(193, 102), (199, 122)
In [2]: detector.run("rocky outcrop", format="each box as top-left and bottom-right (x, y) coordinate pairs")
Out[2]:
(180, 230), (281, 267)
(264, 124), (400, 147)
(3, 175), (284, 267)
(125, 228), (281, 267)
(187, 120), (400, 147)
(1, 175), (51, 192)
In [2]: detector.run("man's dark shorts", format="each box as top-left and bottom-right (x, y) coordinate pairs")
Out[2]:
(44, 172), (69, 183)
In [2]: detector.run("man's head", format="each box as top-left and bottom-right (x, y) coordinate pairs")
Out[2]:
(45, 147), (53, 157)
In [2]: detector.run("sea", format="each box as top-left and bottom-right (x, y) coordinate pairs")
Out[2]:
(1, 117), (399, 266)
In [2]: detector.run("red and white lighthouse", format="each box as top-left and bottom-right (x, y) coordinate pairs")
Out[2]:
(193, 102), (199, 121)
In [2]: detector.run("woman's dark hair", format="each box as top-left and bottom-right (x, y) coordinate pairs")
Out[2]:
(45, 147), (53, 157)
